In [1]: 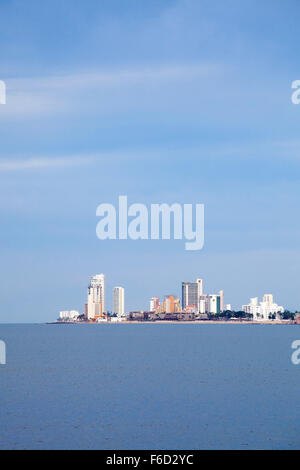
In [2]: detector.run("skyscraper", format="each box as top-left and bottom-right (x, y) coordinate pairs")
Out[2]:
(208, 294), (221, 314)
(162, 295), (181, 314)
(182, 278), (203, 311)
(87, 274), (105, 319)
(113, 286), (125, 315)
(219, 290), (224, 312)
(149, 296), (160, 312)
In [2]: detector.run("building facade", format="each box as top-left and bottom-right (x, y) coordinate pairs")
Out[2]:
(113, 286), (125, 315)
(182, 278), (203, 311)
(59, 310), (79, 321)
(87, 274), (105, 319)
(159, 295), (181, 314)
(219, 290), (224, 312)
(149, 296), (160, 312)
(198, 294), (221, 314)
(242, 294), (284, 321)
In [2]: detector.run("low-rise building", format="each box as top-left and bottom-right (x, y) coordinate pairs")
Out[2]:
(59, 310), (79, 321)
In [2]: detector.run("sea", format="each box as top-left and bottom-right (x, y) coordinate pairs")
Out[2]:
(0, 323), (299, 449)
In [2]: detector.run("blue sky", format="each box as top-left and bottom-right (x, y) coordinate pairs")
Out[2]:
(1, 0), (300, 321)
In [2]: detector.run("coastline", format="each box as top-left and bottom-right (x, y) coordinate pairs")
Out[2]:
(47, 320), (297, 325)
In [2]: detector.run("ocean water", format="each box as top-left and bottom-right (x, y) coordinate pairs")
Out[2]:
(0, 323), (300, 449)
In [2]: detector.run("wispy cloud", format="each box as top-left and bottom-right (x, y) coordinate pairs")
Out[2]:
(8, 63), (221, 90)
(0, 155), (95, 172)
(1, 137), (299, 174)
(0, 62), (223, 119)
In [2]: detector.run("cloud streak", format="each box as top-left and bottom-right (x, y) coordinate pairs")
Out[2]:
(0, 62), (223, 118)
(8, 63), (221, 90)
(0, 155), (95, 172)
(1, 137), (299, 174)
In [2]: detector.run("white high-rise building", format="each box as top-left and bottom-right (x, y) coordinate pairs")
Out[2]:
(87, 274), (105, 319)
(242, 294), (284, 321)
(198, 294), (222, 314)
(199, 297), (207, 314)
(208, 294), (220, 314)
(196, 278), (203, 297)
(219, 290), (224, 312)
(113, 286), (125, 315)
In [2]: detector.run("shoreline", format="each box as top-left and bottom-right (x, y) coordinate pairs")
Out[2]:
(47, 320), (297, 325)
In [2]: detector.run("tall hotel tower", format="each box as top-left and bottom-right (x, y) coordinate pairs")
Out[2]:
(113, 287), (125, 315)
(182, 278), (203, 311)
(87, 274), (105, 319)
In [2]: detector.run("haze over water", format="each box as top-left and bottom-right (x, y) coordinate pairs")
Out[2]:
(0, 323), (299, 449)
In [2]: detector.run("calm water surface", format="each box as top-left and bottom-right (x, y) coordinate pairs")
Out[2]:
(0, 323), (299, 449)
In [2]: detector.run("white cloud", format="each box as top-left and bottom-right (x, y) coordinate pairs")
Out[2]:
(0, 150), (161, 172)
(0, 62), (223, 119)
(0, 155), (95, 172)
(8, 63), (220, 90)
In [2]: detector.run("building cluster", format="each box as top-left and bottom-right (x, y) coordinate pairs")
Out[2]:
(242, 294), (284, 321)
(148, 279), (228, 317)
(59, 310), (80, 321)
(59, 273), (286, 323)
(59, 273), (125, 322)
(149, 295), (181, 314)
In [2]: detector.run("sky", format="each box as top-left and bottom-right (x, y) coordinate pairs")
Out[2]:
(1, 0), (300, 321)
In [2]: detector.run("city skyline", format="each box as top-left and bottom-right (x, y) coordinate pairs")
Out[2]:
(1, 0), (300, 454)
(1, 0), (300, 322)
(58, 271), (291, 321)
